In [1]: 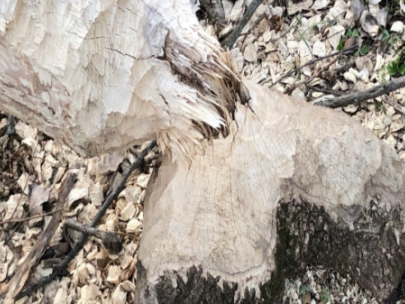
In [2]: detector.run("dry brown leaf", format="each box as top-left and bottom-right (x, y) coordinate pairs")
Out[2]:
(3, 194), (26, 223)
(269, 15), (283, 32)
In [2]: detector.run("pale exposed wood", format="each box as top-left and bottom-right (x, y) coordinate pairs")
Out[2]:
(139, 80), (405, 301)
(0, 0), (237, 160)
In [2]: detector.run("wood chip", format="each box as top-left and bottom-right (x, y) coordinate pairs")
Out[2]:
(244, 43), (258, 63)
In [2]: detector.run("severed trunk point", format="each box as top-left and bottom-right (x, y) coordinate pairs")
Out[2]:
(135, 81), (405, 303)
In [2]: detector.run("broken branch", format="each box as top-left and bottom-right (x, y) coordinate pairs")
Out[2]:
(316, 75), (405, 108)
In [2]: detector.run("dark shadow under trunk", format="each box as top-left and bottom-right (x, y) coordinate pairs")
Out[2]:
(136, 198), (405, 304)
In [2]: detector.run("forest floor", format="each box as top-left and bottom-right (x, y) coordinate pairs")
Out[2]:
(2, 0), (405, 303)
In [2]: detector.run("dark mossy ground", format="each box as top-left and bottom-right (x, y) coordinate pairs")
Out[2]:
(136, 199), (405, 304)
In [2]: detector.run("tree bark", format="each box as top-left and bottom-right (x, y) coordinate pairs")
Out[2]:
(0, 1), (405, 303)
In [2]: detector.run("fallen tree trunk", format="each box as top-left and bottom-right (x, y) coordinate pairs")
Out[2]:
(0, 1), (405, 303)
(0, 0), (238, 159)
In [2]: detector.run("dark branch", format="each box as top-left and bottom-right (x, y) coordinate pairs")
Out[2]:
(222, 0), (265, 49)
(316, 75), (405, 108)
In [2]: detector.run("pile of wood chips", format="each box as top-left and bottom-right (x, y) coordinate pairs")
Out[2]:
(0, 116), (153, 303)
(2, 0), (405, 303)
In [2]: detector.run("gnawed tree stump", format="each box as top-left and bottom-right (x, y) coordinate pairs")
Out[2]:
(0, 1), (405, 303)
(136, 81), (405, 303)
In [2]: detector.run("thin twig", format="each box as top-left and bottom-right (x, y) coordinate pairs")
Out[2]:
(17, 140), (157, 300)
(0, 209), (63, 225)
(315, 75), (405, 108)
(222, 0), (265, 49)
(267, 46), (357, 89)
(64, 220), (122, 253)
